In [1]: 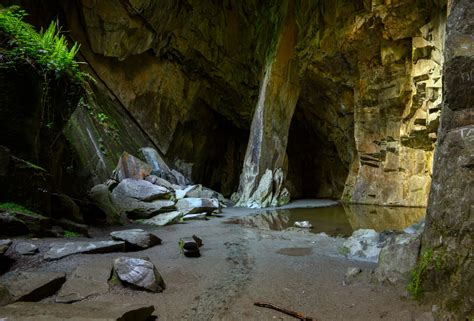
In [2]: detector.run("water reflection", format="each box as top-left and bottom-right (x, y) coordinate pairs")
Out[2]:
(232, 204), (426, 237)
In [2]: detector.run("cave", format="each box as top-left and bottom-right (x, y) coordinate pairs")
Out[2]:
(286, 71), (356, 200)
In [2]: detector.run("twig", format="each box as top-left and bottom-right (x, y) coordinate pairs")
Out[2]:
(254, 301), (317, 321)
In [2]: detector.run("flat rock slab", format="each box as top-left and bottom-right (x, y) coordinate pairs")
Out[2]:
(110, 229), (161, 249)
(141, 211), (183, 226)
(0, 301), (154, 321)
(0, 240), (12, 255)
(113, 178), (170, 201)
(0, 272), (66, 305)
(45, 241), (125, 260)
(113, 257), (165, 292)
(56, 260), (112, 303)
(15, 242), (38, 255)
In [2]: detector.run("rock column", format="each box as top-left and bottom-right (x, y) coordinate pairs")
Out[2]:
(421, 0), (473, 318)
(235, 1), (300, 208)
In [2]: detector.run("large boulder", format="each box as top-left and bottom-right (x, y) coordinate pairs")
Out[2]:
(56, 260), (112, 303)
(0, 272), (66, 305)
(110, 229), (161, 249)
(112, 179), (171, 201)
(144, 175), (174, 190)
(176, 198), (219, 215)
(0, 301), (155, 321)
(112, 152), (152, 182)
(44, 241), (125, 260)
(14, 242), (38, 256)
(375, 234), (421, 284)
(113, 257), (165, 292)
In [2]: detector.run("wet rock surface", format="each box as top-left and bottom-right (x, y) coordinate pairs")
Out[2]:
(113, 257), (165, 292)
(45, 241), (125, 260)
(110, 229), (162, 249)
(0, 301), (155, 321)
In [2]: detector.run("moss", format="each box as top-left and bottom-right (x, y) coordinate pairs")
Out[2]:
(0, 202), (41, 217)
(338, 246), (350, 256)
(63, 230), (81, 237)
(407, 249), (434, 299)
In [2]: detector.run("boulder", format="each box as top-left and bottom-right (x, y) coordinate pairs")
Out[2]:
(144, 175), (174, 190)
(343, 229), (389, 262)
(111, 152), (152, 182)
(0, 272), (66, 305)
(175, 185), (199, 199)
(176, 198), (219, 215)
(0, 240), (12, 255)
(14, 242), (38, 255)
(56, 260), (112, 303)
(44, 241), (125, 260)
(294, 221), (312, 228)
(110, 229), (161, 249)
(112, 197), (176, 220)
(375, 234), (421, 284)
(113, 257), (165, 292)
(404, 219), (425, 235)
(141, 211), (182, 226)
(0, 213), (28, 236)
(139, 147), (171, 175)
(112, 178), (171, 201)
(0, 301), (155, 321)
(88, 184), (123, 225)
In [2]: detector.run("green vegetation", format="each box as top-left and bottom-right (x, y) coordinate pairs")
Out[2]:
(63, 230), (81, 237)
(337, 246), (350, 256)
(0, 202), (41, 217)
(0, 6), (85, 82)
(407, 249), (433, 299)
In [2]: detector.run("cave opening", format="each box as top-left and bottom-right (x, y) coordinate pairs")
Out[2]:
(285, 72), (356, 200)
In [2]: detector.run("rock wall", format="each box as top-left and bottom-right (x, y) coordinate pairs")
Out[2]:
(421, 0), (473, 318)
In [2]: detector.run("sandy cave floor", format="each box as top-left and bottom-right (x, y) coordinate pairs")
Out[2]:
(1, 200), (432, 321)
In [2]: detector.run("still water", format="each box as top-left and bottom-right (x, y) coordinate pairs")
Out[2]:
(232, 204), (426, 237)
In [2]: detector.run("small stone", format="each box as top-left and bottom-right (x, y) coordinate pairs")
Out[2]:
(110, 229), (161, 249)
(294, 221), (312, 228)
(113, 257), (165, 292)
(0, 239), (12, 255)
(14, 242), (38, 255)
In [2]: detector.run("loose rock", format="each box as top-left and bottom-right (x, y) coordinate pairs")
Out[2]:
(14, 242), (38, 255)
(0, 272), (65, 305)
(141, 211), (183, 226)
(112, 178), (171, 201)
(110, 229), (161, 249)
(45, 241), (125, 260)
(176, 198), (219, 215)
(113, 257), (165, 292)
(0, 239), (12, 255)
(343, 229), (388, 262)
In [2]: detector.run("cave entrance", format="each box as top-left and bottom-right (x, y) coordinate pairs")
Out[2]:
(285, 73), (355, 200)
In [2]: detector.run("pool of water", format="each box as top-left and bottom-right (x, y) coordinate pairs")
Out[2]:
(231, 204), (426, 237)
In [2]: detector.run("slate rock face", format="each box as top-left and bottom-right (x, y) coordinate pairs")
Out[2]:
(0, 272), (66, 305)
(110, 229), (161, 249)
(421, 0), (474, 318)
(0, 301), (155, 321)
(113, 257), (165, 292)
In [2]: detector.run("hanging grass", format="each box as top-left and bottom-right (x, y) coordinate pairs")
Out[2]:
(0, 6), (86, 82)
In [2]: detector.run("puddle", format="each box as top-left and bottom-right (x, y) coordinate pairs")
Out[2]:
(231, 204), (426, 237)
(276, 247), (313, 257)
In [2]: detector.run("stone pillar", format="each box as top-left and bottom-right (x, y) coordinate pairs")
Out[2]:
(235, 1), (300, 208)
(421, 0), (473, 318)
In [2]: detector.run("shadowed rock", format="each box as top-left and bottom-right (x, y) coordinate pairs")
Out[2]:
(45, 241), (125, 260)
(113, 256), (165, 292)
(176, 198), (219, 215)
(0, 272), (66, 305)
(110, 229), (161, 249)
(14, 242), (38, 255)
(112, 152), (152, 182)
(0, 301), (154, 320)
(0, 240), (12, 255)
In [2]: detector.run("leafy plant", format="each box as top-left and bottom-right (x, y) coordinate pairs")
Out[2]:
(0, 6), (86, 82)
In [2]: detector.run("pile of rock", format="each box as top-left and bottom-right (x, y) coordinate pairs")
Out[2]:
(89, 150), (228, 225)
